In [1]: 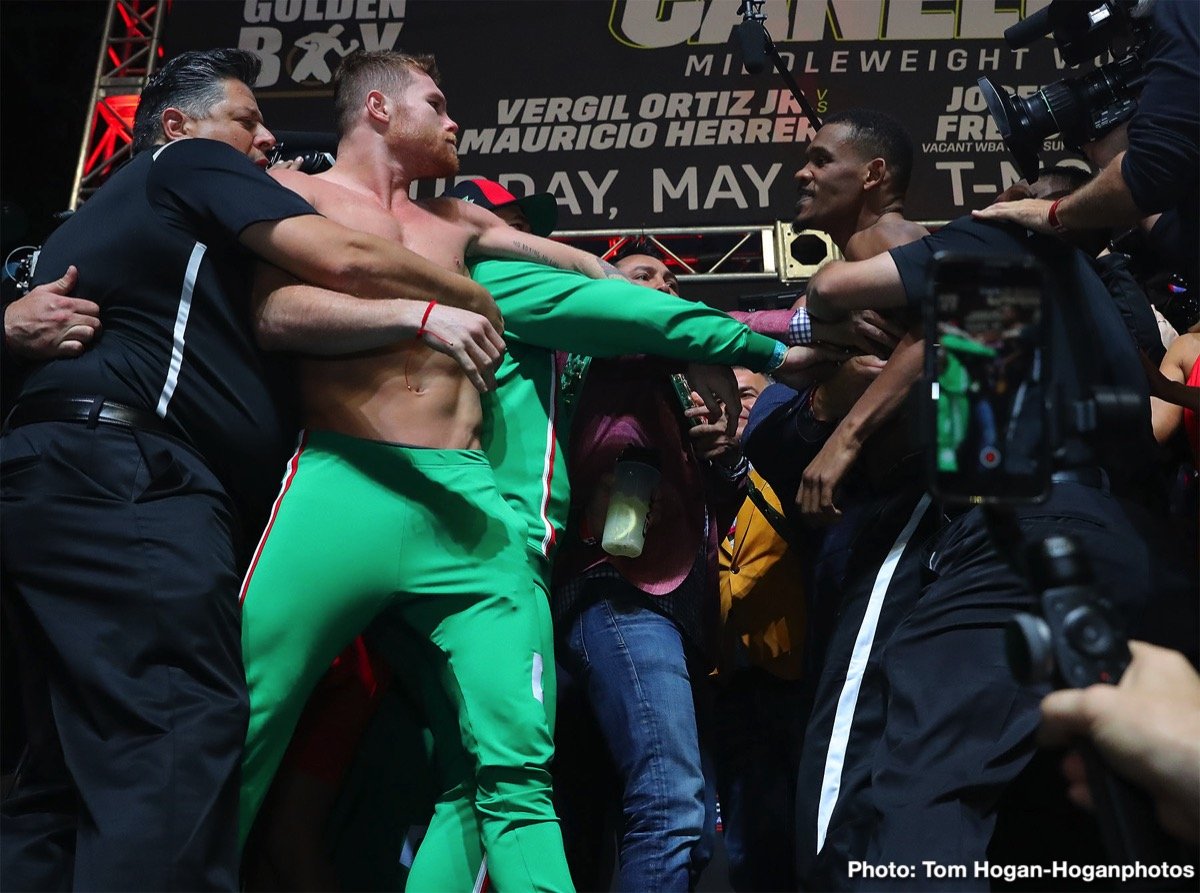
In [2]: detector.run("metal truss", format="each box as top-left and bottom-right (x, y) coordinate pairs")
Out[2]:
(554, 223), (843, 286)
(70, 0), (166, 208)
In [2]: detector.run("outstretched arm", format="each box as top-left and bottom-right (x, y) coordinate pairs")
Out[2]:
(972, 154), (1142, 235)
(804, 253), (909, 320)
(470, 215), (618, 280)
(471, 257), (844, 379)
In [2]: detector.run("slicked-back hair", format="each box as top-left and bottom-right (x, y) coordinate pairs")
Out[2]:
(1042, 163), (1093, 195)
(332, 51), (441, 138)
(610, 237), (665, 265)
(823, 108), (915, 195)
(132, 49), (262, 153)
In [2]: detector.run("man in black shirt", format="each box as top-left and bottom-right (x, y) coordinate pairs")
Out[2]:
(976, 0), (1199, 281)
(796, 214), (1195, 888)
(0, 49), (503, 891)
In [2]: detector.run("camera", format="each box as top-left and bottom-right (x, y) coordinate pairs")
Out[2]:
(1004, 534), (1130, 688)
(979, 0), (1151, 181)
(267, 146), (336, 175)
(925, 252), (1051, 505)
(1003, 531), (1187, 868)
(266, 130), (338, 175)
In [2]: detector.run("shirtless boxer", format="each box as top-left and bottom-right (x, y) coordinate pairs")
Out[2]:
(236, 51), (610, 892)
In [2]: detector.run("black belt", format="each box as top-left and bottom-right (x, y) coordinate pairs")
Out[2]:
(1051, 467), (1109, 490)
(5, 397), (173, 438)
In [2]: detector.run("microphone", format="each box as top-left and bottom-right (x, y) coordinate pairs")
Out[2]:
(1003, 5), (1052, 48)
(733, 18), (767, 74)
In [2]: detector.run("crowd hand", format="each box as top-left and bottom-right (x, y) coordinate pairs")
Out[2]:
(418, 303), (505, 393)
(3, 266), (101, 359)
(1039, 641), (1200, 844)
(772, 344), (853, 391)
(684, 405), (738, 461)
(813, 310), (905, 356)
(685, 362), (739, 435)
(971, 198), (1056, 235)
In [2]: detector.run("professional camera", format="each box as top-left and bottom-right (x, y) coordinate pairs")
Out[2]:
(979, 0), (1152, 181)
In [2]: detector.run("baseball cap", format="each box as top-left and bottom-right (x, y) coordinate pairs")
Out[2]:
(444, 178), (558, 237)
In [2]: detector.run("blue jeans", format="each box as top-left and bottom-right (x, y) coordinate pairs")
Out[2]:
(557, 589), (710, 892)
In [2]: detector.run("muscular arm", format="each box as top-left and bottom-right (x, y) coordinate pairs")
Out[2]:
(252, 265), (505, 392)
(804, 253), (909, 321)
(252, 264), (429, 353)
(471, 217), (616, 280)
(239, 215), (501, 328)
(797, 336), (922, 519)
(796, 222), (928, 518)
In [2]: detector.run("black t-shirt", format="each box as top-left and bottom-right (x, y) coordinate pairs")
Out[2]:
(1123, 0), (1199, 278)
(22, 138), (317, 518)
(888, 217), (1155, 483)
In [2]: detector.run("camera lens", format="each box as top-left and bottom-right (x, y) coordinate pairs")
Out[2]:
(979, 52), (1143, 184)
(1006, 613), (1055, 684)
(1062, 605), (1115, 658)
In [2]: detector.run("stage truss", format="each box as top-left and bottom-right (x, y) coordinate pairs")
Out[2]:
(70, 0), (165, 209)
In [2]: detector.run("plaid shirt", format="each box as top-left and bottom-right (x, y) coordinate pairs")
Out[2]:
(786, 307), (812, 345)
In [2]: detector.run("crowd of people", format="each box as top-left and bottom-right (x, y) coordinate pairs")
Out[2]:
(1, 4), (1197, 890)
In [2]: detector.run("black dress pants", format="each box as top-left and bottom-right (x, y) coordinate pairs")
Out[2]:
(0, 422), (248, 891)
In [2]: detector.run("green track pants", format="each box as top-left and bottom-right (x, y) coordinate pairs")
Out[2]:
(238, 430), (573, 892)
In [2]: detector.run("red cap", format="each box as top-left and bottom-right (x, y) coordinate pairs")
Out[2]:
(443, 178), (558, 236)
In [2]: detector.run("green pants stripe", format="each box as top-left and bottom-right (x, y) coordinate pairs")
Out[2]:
(239, 429), (572, 892)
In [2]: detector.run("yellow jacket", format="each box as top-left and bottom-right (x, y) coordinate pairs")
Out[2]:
(718, 469), (806, 680)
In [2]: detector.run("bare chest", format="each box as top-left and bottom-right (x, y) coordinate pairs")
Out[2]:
(310, 185), (471, 274)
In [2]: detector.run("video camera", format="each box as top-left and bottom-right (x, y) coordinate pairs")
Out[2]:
(979, 0), (1152, 181)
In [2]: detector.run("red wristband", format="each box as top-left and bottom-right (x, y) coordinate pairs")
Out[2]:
(1047, 197), (1067, 233)
(415, 300), (437, 339)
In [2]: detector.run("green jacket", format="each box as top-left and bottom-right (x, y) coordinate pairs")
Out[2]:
(471, 258), (785, 584)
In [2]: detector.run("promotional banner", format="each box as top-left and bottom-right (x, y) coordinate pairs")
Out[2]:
(163, 0), (1088, 229)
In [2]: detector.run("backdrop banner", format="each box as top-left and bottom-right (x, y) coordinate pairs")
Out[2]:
(164, 0), (1086, 229)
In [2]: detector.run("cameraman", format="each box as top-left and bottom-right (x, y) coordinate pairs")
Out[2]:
(977, 0), (1199, 279)
(801, 205), (1197, 887)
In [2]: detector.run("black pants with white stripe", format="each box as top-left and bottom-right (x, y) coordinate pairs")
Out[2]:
(796, 480), (1196, 891)
(0, 422), (248, 891)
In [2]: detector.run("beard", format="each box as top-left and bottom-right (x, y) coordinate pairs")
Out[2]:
(416, 131), (459, 179)
(440, 143), (461, 177)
